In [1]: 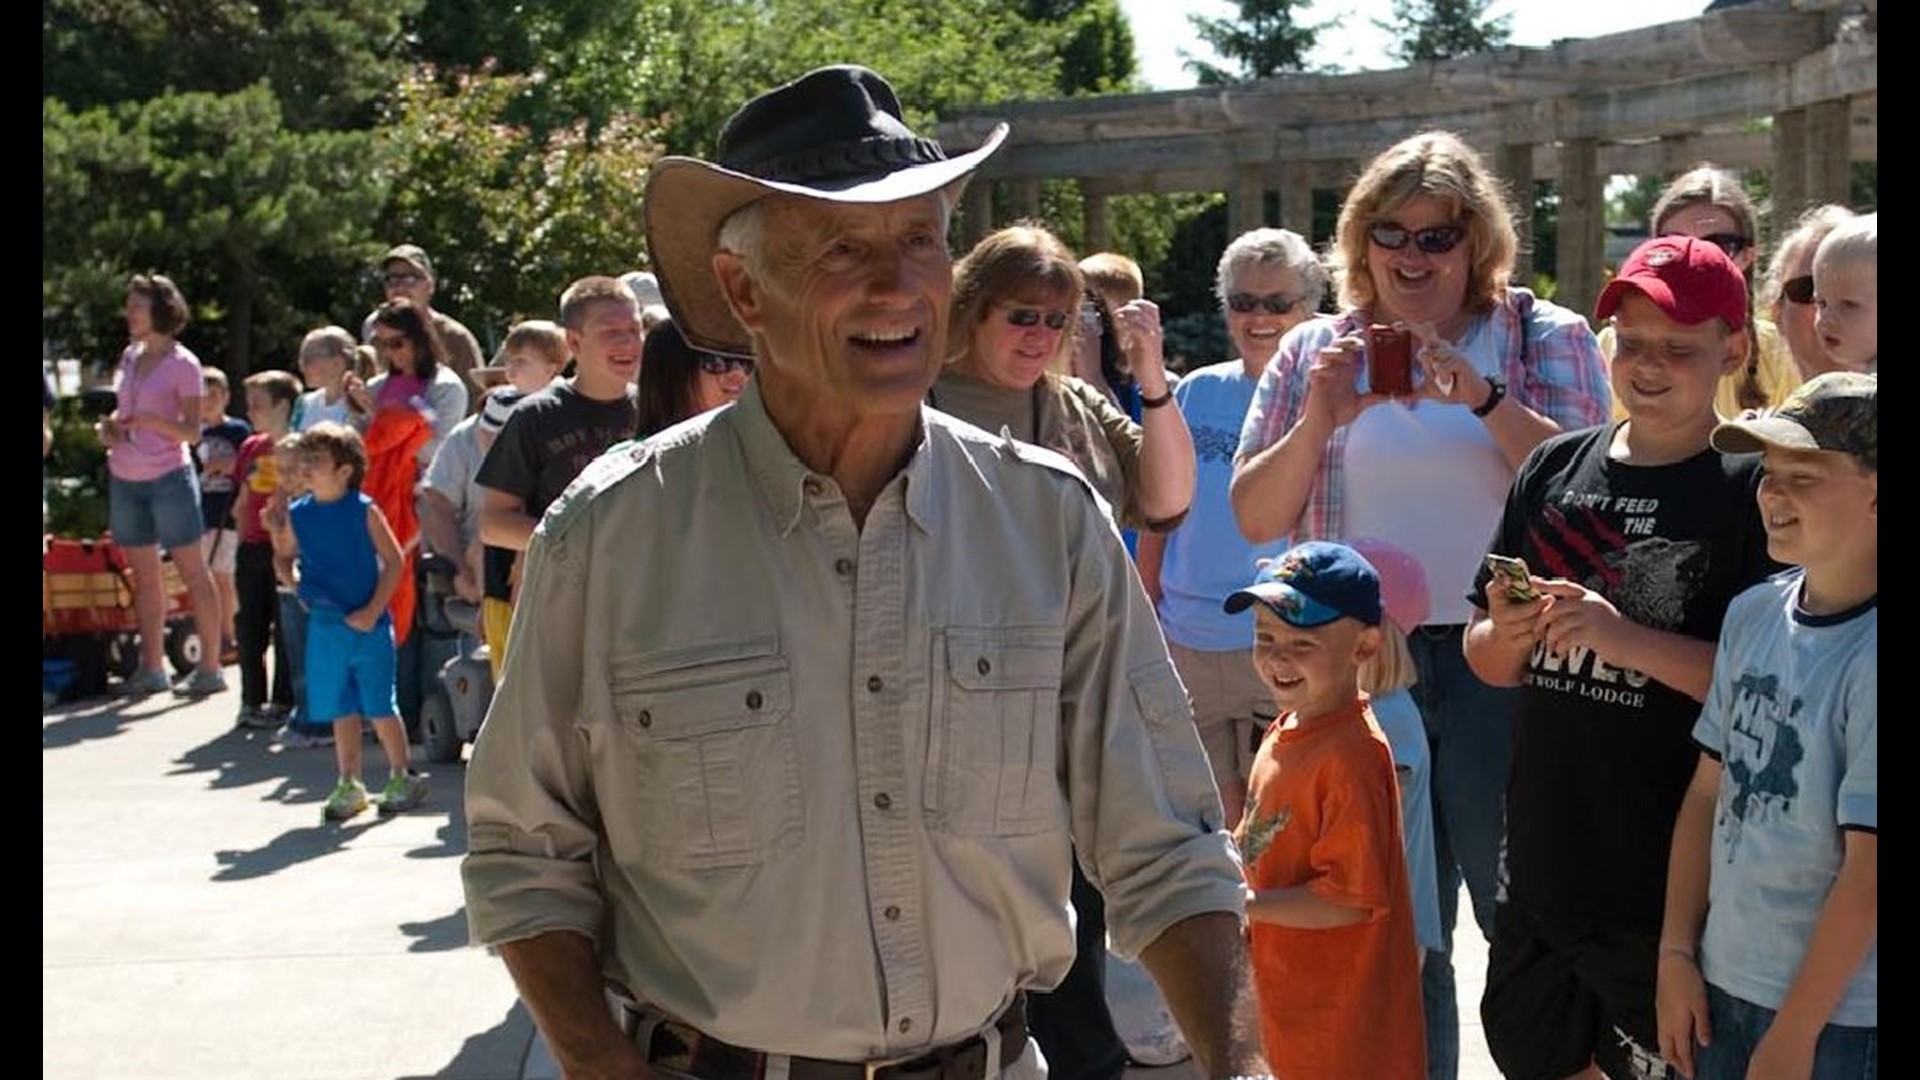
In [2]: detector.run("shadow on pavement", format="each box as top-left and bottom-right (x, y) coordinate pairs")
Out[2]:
(402, 906), (474, 953)
(41, 691), (193, 748)
(399, 998), (536, 1080)
(212, 814), (398, 881)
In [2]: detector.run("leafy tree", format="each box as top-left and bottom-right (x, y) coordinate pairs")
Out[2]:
(43, 86), (390, 381)
(1376, 0), (1511, 64)
(1037, 0), (1140, 95)
(1184, 0), (1335, 84)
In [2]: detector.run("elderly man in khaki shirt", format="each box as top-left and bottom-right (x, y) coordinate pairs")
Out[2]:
(461, 65), (1267, 1080)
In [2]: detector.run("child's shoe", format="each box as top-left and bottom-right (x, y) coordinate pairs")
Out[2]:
(322, 778), (370, 822)
(121, 668), (172, 697)
(376, 772), (430, 816)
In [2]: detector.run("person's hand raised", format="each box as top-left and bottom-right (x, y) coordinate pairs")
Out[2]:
(1303, 334), (1389, 431)
(1113, 298), (1168, 383)
(344, 372), (373, 414)
(1407, 321), (1492, 409)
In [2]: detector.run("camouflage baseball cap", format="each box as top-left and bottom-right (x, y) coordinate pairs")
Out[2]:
(1711, 371), (1876, 468)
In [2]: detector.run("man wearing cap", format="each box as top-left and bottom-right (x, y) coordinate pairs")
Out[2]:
(363, 243), (487, 410)
(422, 385), (525, 607)
(1462, 236), (1785, 1080)
(461, 64), (1265, 1080)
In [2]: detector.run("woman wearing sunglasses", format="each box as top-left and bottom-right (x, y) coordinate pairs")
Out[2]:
(929, 222), (1196, 1080)
(932, 223), (1195, 536)
(1759, 202), (1858, 383)
(1599, 164), (1803, 418)
(1231, 129), (1611, 1080)
(634, 316), (753, 438)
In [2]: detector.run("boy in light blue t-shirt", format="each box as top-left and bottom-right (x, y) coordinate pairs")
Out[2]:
(1657, 372), (1876, 1080)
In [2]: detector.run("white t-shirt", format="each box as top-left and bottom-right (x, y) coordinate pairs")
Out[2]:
(1343, 315), (1512, 625)
(297, 389), (354, 432)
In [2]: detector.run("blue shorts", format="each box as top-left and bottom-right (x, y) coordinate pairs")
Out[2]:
(109, 465), (204, 550)
(303, 608), (399, 723)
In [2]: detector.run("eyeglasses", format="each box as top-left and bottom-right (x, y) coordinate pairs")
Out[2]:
(1368, 222), (1467, 255)
(1781, 274), (1816, 305)
(1005, 307), (1071, 331)
(1669, 232), (1751, 259)
(1226, 292), (1305, 315)
(697, 354), (755, 376)
(383, 272), (425, 288)
(369, 333), (411, 350)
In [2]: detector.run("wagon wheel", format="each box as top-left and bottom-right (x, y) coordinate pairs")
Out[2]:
(164, 620), (203, 677)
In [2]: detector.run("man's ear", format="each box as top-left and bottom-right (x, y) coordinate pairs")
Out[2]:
(713, 251), (764, 336)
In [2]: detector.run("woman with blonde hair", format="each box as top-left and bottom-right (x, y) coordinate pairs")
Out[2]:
(1231, 129), (1610, 1080)
(1759, 202), (1857, 382)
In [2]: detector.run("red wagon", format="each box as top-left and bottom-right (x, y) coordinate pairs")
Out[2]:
(43, 535), (202, 698)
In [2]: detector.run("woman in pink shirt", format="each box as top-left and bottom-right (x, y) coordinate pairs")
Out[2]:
(97, 273), (227, 698)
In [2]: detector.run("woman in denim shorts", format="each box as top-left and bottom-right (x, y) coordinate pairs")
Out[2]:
(98, 273), (228, 698)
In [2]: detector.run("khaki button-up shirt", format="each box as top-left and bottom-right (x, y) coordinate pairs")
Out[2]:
(461, 380), (1243, 1061)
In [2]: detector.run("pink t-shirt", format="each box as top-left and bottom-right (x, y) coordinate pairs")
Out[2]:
(108, 342), (203, 482)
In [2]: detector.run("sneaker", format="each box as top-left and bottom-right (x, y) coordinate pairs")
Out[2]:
(236, 706), (283, 731)
(274, 728), (335, 750)
(122, 668), (172, 697)
(376, 772), (430, 816)
(322, 778), (370, 822)
(172, 668), (228, 698)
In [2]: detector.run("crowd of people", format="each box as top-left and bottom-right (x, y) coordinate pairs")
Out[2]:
(58, 61), (1874, 1080)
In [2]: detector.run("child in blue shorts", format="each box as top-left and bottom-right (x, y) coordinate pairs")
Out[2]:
(285, 421), (429, 822)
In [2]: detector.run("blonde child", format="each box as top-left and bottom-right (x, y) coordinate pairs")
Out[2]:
(228, 371), (301, 729)
(1226, 541), (1426, 1080)
(1350, 537), (1443, 968)
(282, 422), (428, 821)
(195, 366), (250, 663)
(294, 326), (363, 432)
(263, 434), (330, 748)
(1810, 212), (1876, 373)
(468, 319), (566, 396)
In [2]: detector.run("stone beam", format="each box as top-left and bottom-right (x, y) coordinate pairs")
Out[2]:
(1772, 107), (1810, 224)
(1806, 98), (1852, 209)
(1555, 138), (1606, 321)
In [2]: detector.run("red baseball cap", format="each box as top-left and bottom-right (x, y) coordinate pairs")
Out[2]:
(1594, 236), (1748, 330)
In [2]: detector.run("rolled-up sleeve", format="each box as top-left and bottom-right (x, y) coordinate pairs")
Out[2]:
(1059, 493), (1245, 960)
(461, 507), (606, 948)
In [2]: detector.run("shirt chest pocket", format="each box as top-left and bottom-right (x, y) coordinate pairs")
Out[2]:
(925, 628), (1066, 837)
(610, 648), (802, 870)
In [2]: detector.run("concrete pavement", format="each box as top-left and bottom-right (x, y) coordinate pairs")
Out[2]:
(43, 676), (1503, 1080)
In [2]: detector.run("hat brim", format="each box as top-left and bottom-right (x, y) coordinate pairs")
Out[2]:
(643, 123), (1009, 357)
(1222, 582), (1345, 628)
(1594, 276), (1682, 324)
(1711, 415), (1819, 456)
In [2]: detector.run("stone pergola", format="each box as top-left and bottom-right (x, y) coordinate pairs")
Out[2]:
(935, 0), (1875, 319)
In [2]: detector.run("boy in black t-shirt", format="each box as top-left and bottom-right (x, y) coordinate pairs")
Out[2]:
(476, 276), (640, 677)
(1462, 237), (1784, 1080)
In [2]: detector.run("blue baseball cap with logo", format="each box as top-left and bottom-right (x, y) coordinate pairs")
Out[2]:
(1223, 540), (1384, 629)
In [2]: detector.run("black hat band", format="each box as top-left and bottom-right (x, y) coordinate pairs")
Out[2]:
(733, 135), (950, 185)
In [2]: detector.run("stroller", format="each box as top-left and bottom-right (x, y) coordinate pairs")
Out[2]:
(43, 535), (202, 702)
(412, 551), (494, 763)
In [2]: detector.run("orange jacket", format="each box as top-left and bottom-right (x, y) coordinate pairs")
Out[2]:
(361, 406), (432, 645)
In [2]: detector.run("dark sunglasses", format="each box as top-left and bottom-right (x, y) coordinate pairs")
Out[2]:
(1671, 232), (1751, 259)
(1226, 292), (1304, 315)
(1005, 307), (1071, 331)
(382, 272), (425, 287)
(369, 333), (411, 350)
(697, 354), (754, 376)
(1368, 222), (1467, 255)
(1781, 274), (1816, 305)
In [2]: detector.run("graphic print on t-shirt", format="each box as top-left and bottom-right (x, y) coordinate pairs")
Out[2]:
(1521, 501), (1709, 711)
(1718, 668), (1806, 862)
(1192, 423), (1239, 466)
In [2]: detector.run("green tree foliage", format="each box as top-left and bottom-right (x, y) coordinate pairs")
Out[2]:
(1376, 0), (1511, 64)
(43, 87), (389, 382)
(1038, 0), (1141, 95)
(1185, 0), (1334, 84)
(374, 63), (664, 342)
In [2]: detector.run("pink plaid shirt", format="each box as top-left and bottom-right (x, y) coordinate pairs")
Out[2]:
(1235, 288), (1611, 543)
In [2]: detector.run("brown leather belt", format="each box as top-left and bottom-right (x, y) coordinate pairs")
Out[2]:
(632, 994), (1027, 1080)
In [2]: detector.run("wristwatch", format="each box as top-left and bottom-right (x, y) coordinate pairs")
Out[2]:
(1471, 374), (1506, 418)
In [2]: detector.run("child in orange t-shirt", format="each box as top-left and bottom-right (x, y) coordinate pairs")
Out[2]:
(1224, 540), (1426, 1080)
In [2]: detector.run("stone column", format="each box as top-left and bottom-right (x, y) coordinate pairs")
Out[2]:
(1771, 107), (1809, 232)
(1499, 141), (1535, 285)
(962, 177), (993, 250)
(1228, 164), (1266, 239)
(1555, 137), (1605, 321)
(1015, 178), (1042, 222)
(1807, 98), (1852, 211)
(1082, 181), (1111, 253)
(1279, 161), (1314, 240)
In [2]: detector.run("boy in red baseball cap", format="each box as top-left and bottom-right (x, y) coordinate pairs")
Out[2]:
(1463, 236), (1786, 1080)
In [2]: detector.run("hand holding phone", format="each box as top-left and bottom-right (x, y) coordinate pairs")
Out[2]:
(1486, 553), (1542, 603)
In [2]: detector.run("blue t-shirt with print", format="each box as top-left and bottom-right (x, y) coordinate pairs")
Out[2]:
(1156, 360), (1287, 651)
(1693, 569), (1876, 1026)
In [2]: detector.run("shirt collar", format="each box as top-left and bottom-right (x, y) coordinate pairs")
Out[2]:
(729, 377), (942, 537)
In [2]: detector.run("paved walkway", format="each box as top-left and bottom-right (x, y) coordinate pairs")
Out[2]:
(43, 677), (1502, 1079)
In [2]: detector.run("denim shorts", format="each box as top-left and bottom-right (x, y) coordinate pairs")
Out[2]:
(1695, 982), (1875, 1080)
(109, 465), (204, 550)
